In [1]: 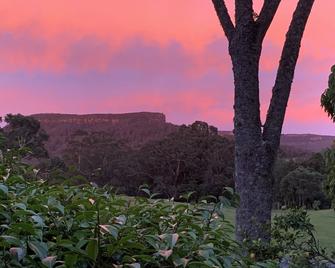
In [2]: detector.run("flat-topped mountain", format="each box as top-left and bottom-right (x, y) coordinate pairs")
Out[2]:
(31, 113), (335, 158)
(32, 112), (178, 156)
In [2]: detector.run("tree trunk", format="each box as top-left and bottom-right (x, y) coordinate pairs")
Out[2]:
(212, 0), (314, 243)
(229, 30), (277, 242)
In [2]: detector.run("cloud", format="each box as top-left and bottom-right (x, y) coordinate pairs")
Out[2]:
(0, 1), (335, 133)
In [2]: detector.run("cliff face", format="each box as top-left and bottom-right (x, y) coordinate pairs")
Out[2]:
(32, 112), (178, 157)
(32, 112), (334, 158)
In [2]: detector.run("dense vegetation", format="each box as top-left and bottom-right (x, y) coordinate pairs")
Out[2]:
(1, 114), (333, 210)
(57, 121), (235, 199)
(1, 146), (335, 267)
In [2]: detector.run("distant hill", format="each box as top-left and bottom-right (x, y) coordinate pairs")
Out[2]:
(220, 131), (334, 154)
(280, 134), (334, 153)
(32, 112), (178, 157)
(32, 113), (335, 158)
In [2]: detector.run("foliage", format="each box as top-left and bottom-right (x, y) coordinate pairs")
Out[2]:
(0, 147), (262, 268)
(138, 121), (234, 199)
(279, 167), (325, 208)
(2, 114), (49, 158)
(324, 148), (335, 209)
(247, 209), (335, 267)
(1, 146), (335, 267)
(321, 65), (335, 121)
(63, 121), (235, 199)
(301, 153), (326, 174)
(63, 130), (130, 183)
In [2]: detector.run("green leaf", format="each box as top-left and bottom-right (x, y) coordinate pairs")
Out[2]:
(32, 215), (45, 227)
(42, 256), (57, 268)
(47, 197), (64, 215)
(14, 202), (27, 210)
(140, 188), (151, 197)
(11, 222), (36, 235)
(188, 262), (211, 268)
(198, 248), (214, 259)
(29, 240), (48, 259)
(86, 239), (98, 262)
(0, 235), (21, 246)
(173, 257), (189, 267)
(0, 184), (8, 195)
(100, 224), (118, 239)
(65, 254), (78, 268)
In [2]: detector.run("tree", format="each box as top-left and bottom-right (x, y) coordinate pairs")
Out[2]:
(2, 114), (49, 158)
(321, 65), (335, 120)
(323, 148), (335, 210)
(211, 0), (314, 242)
(63, 130), (129, 183)
(139, 121), (234, 198)
(279, 166), (325, 208)
(321, 66), (335, 210)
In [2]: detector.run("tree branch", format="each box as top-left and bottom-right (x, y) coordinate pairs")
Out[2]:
(235, 0), (253, 27)
(212, 0), (235, 40)
(263, 0), (315, 147)
(256, 0), (281, 44)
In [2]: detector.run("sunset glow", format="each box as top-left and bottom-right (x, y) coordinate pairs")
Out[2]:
(1, 1), (335, 134)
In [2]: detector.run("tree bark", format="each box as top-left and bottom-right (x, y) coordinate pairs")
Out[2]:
(212, 0), (314, 242)
(229, 23), (275, 242)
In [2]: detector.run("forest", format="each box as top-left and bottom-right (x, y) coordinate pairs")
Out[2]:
(0, 113), (334, 267)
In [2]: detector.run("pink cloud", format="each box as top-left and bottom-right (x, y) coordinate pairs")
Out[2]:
(0, 1), (335, 134)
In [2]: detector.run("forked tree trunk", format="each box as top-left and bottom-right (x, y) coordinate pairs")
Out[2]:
(212, 0), (315, 242)
(229, 28), (277, 242)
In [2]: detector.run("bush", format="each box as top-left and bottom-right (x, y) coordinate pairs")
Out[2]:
(1, 147), (334, 267)
(247, 209), (335, 267)
(0, 149), (252, 267)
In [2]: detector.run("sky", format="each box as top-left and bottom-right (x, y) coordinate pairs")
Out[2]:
(0, 1), (335, 134)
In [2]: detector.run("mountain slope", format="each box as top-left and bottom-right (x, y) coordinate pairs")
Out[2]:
(32, 112), (178, 157)
(32, 113), (335, 158)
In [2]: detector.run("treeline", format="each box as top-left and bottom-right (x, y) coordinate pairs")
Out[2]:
(62, 121), (235, 199)
(0, 114), (333, 208)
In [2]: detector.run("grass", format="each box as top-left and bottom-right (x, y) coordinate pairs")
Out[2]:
(223, 208), (335, 250)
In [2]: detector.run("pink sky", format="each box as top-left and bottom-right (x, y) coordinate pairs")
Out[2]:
(0, 1), (335, 134)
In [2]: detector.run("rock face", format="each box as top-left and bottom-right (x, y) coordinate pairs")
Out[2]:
(32, 112), (178, 157)
(32, 112), (335, 158)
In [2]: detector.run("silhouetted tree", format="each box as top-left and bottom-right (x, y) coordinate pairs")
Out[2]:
(280, 166), (324, 208)
(321, 65), (335, 120)
(321, 66), (335, 210)
(138, 121), (234, 198)
(211, 0), (315, 241)
(63, 130), (129, 182)
(3, 114), (49, 158)
(324, 148), (335, 210)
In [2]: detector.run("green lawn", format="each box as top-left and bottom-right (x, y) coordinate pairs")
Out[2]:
(223, 208), (335, 250)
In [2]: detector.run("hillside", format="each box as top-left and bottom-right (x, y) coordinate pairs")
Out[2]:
(220, 131), (334, 154)
(32, 113), (335, 158)
(32, 112), (178, 157)
(280, 133), (334, 153)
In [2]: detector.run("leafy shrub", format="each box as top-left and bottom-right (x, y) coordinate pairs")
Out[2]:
(247, 209), (335, 267)
(1, 146), (334, 267)
(0, 149), (255, 267)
